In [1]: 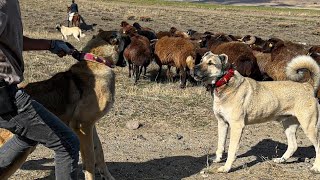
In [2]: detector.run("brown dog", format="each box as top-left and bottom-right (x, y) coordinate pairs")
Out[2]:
(0, 30), (124, 180)
(193, 52), (320, 173)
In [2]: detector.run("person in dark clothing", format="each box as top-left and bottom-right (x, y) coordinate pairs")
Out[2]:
(70, 0), (78, 13)
(67, 0), (79, 26)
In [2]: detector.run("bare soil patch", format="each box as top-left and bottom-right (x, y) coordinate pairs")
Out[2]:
(8, 0), (320, 179)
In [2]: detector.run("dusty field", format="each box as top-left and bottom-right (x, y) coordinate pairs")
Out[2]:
(7, 0), (320, 179)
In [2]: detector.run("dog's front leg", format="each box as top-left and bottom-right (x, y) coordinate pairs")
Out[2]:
(218, 121), (244, 173)
(93, 126), (115, 180)
(75, 125), (95, 180)
(214, 117), (229, 163)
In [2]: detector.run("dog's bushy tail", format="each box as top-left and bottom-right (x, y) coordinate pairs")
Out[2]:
(286, 55), (320, 94)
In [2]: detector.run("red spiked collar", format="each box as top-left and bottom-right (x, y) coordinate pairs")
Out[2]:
(81, 53), (115, 68)
(213, 68), (235, 88)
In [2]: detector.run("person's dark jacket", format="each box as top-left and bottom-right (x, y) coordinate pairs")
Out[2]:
(70, 3), (78, 13)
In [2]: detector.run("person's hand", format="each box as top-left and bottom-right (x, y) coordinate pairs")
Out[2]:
(49, 40), (75, 57)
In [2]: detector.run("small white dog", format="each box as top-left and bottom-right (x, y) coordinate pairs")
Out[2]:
(55, 24), (85, 41)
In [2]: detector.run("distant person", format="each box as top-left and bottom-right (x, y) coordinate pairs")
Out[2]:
(67, 0), (79, 27)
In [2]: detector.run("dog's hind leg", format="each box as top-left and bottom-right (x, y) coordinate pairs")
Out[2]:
(298, 109), (320, 173)
(217, 120), (244, 173)
(74, 34), (80, 41)
(93, 126), (115, 180)
(273, 117), (299, 163)
(74, 125), (95, 180)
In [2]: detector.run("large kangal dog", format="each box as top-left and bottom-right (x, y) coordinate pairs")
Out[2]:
(193, 51), (320, 173)
(0, 30), (127, 180)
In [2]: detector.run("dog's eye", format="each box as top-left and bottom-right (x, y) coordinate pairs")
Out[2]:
(208, 62), (214, 66)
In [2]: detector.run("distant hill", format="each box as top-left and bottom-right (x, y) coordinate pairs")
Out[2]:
(166, 0), (320, 8)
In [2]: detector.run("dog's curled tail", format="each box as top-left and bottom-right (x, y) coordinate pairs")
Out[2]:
(286, 55), (320, 94)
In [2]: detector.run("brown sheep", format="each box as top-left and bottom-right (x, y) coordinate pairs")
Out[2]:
(133, 22), (155, 33)
(154, 36), (196, 88)
(156, 30), (172, 39)
(156, 27), (187, 39)
(186, 29), (204, 40)
(200, 34), (234, 50)
(258, 37), (308, 80)
(121, 22), (157, 41)
(123, 25), (152, 84)
(308, 45), (320, 64)
(170, 27), (189, 38)
(211, 42), (264, 81)
(240, 35), (267, 51)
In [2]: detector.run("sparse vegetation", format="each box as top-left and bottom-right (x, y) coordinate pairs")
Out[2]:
(10, 0), (320, 179)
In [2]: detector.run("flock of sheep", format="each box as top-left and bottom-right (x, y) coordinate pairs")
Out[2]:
(113, 20), (320, 95)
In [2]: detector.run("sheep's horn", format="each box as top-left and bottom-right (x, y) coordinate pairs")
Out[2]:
(244, 36), (256, 45)
(150, 39), (158, 43)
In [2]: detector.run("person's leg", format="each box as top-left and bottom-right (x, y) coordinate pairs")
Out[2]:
(29, 100), (80, 179)
(0, 89), (80, 179)
(0, 135), (37, 173)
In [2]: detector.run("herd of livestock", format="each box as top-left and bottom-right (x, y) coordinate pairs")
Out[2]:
(93, 21), (320, 95)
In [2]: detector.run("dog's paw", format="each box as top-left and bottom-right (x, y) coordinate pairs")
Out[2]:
(210, 154), (223, 163)
(213, 157), (223, 163)
(310, 165), (320, 174)
(273, 157), (286, 164)
(217, 166), (230, 173)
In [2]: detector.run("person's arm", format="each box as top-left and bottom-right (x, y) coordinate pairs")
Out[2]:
(23, 36), (51, 51)
(23, 36), (75, 57)
(75, 4), (78, 12)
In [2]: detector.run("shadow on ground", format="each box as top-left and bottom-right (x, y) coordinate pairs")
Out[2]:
(20, 139), (315, 179)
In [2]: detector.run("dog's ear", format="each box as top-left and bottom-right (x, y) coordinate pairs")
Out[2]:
(218, 54), (228, 65)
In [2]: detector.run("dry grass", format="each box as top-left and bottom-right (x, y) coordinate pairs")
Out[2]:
(8, 0), (320, 179)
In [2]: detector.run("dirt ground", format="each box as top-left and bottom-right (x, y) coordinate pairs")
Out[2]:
(7, 0), (320, 179)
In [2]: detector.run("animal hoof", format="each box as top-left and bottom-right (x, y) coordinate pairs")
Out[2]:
(180, 84), (186, 89)
(273, 157), (286, 164)
(217, 166), (230, 173)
